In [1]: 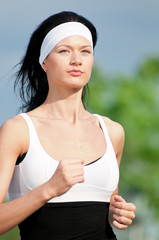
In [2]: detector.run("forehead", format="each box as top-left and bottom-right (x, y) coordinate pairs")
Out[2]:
(55, 35), (92, 47)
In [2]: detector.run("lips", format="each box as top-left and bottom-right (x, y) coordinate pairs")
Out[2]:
(67, 70), (83, 76)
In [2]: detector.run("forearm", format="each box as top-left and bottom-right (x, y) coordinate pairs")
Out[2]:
(0, 158), (84, 235)
(0, 182), (53, 235)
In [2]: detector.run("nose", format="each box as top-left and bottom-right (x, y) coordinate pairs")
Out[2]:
(70, 52), (82, 66)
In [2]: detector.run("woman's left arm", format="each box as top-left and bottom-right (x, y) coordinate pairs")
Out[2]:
(103, 117), (136, 229)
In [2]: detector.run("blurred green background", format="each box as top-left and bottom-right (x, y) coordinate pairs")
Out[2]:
(88, 56), (159, 240)
(1, 55), (159, 240)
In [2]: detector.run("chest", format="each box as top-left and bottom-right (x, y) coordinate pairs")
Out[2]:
(32, 119), (107, 164)
(9, 114), (119, 203)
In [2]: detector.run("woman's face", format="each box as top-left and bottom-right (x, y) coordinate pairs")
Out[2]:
(42, 35), (94, 91)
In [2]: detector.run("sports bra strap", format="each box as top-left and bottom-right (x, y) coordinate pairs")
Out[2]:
(94, 114), (113, 147)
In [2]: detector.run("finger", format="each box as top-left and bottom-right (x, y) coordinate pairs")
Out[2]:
(112, 220), (128, 230)
(59, 160), (84, 175)
(70, 166), (84, 177)
(112, 196), (136, 212)
(59, 170), (85, 186)
(112, 201), (136, 212)
(71, 175), (85, 184)
(113, 195), (124, 202)
(60, 166), (84, 182)
(112, 207), (136, 220)
(113, 213), (133, 226)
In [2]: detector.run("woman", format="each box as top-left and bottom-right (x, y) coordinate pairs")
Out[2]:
(0, 11), (136, 240)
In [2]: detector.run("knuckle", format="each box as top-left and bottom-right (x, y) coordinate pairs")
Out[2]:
(119, 226), (124, 230)
(62, 170), (70, 182)
(130, 203), (136, 211)
(65, 178), (72, 187)
(119, 216), (125, 223)
(118, 224), (124, 230)
(120, 202), (124, 209)
(118, 209), (122, 216)
(61, 168), (67, 177)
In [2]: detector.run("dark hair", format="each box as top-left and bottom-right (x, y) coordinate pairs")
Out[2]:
(14, 11), (97, 112)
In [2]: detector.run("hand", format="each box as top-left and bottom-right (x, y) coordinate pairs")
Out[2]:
(109, 195), (136, 230)
(47, 158), (84, 198)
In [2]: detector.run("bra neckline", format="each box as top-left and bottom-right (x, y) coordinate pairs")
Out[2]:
(21, 113), (108, 167)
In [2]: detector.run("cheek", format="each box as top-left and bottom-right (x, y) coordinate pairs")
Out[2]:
(48, 58), (60, 69)
(87, 69), (93, 81)
(86, 58), (94, 75)
(47, 59), (64, 76)
(88, 56), (94, 68)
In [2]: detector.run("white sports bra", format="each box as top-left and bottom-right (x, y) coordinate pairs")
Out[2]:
(9, 113), (119, 203)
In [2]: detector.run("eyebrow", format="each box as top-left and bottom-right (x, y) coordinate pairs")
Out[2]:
(55, 44), (92, 49)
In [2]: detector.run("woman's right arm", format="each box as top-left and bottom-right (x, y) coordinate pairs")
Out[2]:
(0, 116), (84, 235)
(0, 117), (53, 235)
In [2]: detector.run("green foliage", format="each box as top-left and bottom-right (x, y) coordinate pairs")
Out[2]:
(0, 227), (19, 240)
(88, 59), (159, 217)
(137, 56), (159, 81)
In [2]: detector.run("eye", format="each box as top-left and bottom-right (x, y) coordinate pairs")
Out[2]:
(58, 49), (70, 54)
(81, 49), (92, 54)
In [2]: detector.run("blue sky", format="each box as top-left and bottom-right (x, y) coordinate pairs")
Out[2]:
(0, 0), (159, 124)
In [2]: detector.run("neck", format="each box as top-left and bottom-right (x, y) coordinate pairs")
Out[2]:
(41, 88), (87, 124)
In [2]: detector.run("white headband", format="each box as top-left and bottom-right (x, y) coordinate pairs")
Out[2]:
(39, 22), (93, 65)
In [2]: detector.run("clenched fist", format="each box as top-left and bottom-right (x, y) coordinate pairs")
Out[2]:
(46, 158), (85, 198)
(109, 195), (136, 230)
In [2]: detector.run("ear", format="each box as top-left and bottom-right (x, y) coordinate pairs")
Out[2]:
(41, 60), (47, 72)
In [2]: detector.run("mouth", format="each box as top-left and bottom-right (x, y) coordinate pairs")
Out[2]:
(67, 70), (83, 76)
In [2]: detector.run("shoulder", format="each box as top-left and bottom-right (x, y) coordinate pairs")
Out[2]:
(0, 114), (26, 135)
(101, 115), (125, 163)
(101, 116), (125, 140)
(0, 115), (29, 202)
(0, 115), (29, 156)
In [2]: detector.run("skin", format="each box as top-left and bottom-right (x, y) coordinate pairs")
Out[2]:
(0, 35), (135, 235)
